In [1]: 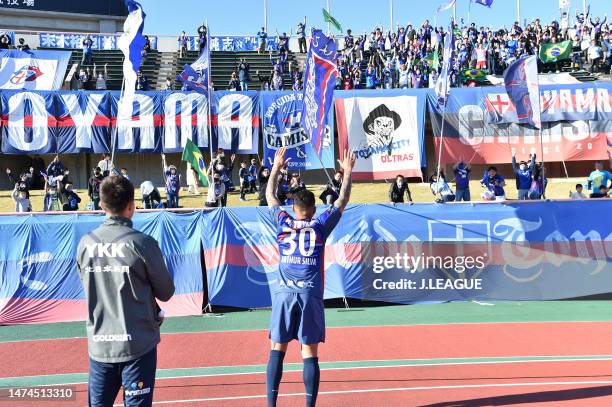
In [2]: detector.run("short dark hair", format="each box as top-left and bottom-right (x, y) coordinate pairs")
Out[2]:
(488, 166), (497, 172)
(100, 176), (134, 214)
(576, 184), (583, 189)
(293, 189), (315, 209)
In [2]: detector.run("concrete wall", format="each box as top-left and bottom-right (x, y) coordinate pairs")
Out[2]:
(0, 9), (124, 33)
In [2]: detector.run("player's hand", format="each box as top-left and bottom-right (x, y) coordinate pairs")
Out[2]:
(337, 150), (356, 173)
(273, 147), (291, 168)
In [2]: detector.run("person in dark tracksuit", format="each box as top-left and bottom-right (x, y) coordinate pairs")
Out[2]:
(388, 175), (413, 204)
(77, 176), (175, 407)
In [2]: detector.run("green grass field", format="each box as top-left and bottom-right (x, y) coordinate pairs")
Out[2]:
(0, 178), (586, 213)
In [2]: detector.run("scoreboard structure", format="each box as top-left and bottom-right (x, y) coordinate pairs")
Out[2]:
(0, 0), (127, 33)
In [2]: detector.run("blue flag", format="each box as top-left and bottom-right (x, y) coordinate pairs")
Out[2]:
(177, 64), (209, 94)
(504, 55), (541, 129)
(300, 29), (337, 156)
(437, 0), (456, 13)
(435, 23), (455, 106)
(190, 26), (211, 88)
(473, 0), (494, 7)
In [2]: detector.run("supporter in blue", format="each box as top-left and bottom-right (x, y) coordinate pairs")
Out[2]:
(235, 59), (250, 91)
(214, 150), (236, 195)
(365, 65), (377, 89)
(453, 161), (471, 202)
(297, 17), (307, 54)
(480, 166), (506, 201)
(397, 25), (406, 50)
(587, 161), (611, 198)
(511, 152), (535, 200)
(248, 158), (258, 193)
(277, 30), (290, 62)
(162, 154), (181, 208)
(398, 64), (410, 89)
(528, 163), (547, 200)
(412, 68), (424, 88)
(198, 24), (207, 54)
(344, 29), (355, 59)
(82, 35), (93, 64)
(257, 27), (268, 54)
(136, 69), (150, 91)
(603, 33), (612, 73)
(178, 31), (188, 58)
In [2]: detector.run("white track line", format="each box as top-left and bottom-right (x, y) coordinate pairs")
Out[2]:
(119, 380), (612, 405)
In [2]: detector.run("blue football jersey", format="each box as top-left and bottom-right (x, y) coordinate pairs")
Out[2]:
(273, 206), (342, 297)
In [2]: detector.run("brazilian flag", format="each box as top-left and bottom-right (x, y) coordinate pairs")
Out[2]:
(181, 138), (209, 187)
(322, 8), (342, 33)
(461, 68), (489, 83)
(539, 40), (571, 63)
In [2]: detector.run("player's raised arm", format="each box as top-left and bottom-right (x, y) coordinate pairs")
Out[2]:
(266, 147), (290, 207)
(334, 150), (356, 213)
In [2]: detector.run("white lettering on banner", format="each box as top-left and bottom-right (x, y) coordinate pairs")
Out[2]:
(458, 105), (594, 146)
(303, 54), (317, 134)
(217, 93), (254, 151)
(596, 88), (612, 113)
(493, 218), (612, 281)
(575, 88), (595, 113)
(559, 89), (574, 113)
(117, 93), (156, 150)
(6, 92), (49, 151)
(60, 93), (105, 149)
(163, 93), (208, 150)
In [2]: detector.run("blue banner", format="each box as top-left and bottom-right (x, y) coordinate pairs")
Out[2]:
(0, 211), (204, 325)
(301, 29), (337, 157)
(39, 33), (157, 51)
(183, 36), (280, 52)
(202, 201), (612, 308)
(0, 90), (260, 154)
(261, 91), (334, 170)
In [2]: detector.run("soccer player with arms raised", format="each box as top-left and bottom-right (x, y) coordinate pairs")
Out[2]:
(265, 147), (355, 407)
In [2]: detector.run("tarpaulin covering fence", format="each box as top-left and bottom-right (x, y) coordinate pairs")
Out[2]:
(1, 200), (611, 324)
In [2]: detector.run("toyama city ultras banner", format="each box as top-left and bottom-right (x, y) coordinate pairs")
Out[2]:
(0, 82), (611, 166)
(1, 200), (611, 325)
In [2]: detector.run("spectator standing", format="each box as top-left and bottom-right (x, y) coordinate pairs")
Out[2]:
(186, 162), (200, 195)
(43, 181), (62, 212)
(179, 31), (188, 58)
(46, 155), (66, 187)
(11, 184), (31, 212)
(587, 161), (611, 197)
(481, 166), (506, 201)
(164, 77), (174, 91)
(528, 163), (546, 200)
(78, 68), (90, 90)
(248, 158), (258, 193)
(93, 64), (108, 90)
(205, 164), (226, 207)
(453, 161), (471, 202)
(238, 162), (250, 201)
(97, 154), (114, 177)
(257, 69), (272, 90)
(297, 17), (307, 54)
(257, 166), (271, 206)
(237, 58), (250, 91)
(76, 176), (174, 407)
(82, 35), (94, 64)
(0, 33), (11, 49)
(257, 27), (268, 54)
(162, 154), (181, 208)
(570, 184), (587, 199)
(389, 175), (413, 204)
(16, 37), (30, 52)
(140, 180), (162, 209)
(512, 152), (535, 200)
(228, 72), (241, 91)
(62, 182), (81, 211)
(88, 167), (105, 210)
(136, 69), (150, 91)
(587, 39), (603, 73)
(141, 35), (151, 59)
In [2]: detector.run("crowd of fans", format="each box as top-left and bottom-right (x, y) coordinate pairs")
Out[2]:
(3, 150), (611, 213)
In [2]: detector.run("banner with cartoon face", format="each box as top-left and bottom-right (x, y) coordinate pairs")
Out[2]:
(261, 91), (334, 170)
(335, 90), (427, 180)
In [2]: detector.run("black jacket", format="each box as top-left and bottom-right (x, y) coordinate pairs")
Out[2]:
(389, 182), (413, 203)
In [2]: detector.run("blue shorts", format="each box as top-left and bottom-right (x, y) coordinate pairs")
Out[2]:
(269, 292), (325, 345)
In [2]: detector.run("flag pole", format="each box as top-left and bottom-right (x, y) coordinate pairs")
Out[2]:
(435, 102), (448, 200)
(390, 0), (394, 32)
(263, 0), (268, 33)
(206, 19), (214, 163)
(516, 0), (521, 25)
(327, 0), (331, 34)
(110, 77), (126, 168)
(453, 3), (457, 24)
